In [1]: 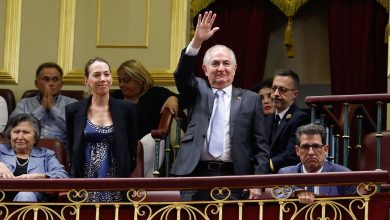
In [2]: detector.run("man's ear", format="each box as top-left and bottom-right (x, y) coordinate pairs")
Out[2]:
(293, 89), (299, 99)
(295, 145), (300, 156)
(323, 144), (329, 153)
(34, 80), (38, 88)
(202, 64), (208, 76)
(59, 79), (64, 88)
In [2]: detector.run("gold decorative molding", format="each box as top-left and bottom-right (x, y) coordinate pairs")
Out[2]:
(190, 0), (216, 21)
(270, 0), (309, 58)
(170, 0), (188, 72)
(189, 0), (216, 38)
(271, 0), (309, 17)
(96, 0), (150, 48)
(61, 0), (187, 85)
(377, 0), (389, 13)
(57, 0), (76, 81)
(0, 0), (22, 84)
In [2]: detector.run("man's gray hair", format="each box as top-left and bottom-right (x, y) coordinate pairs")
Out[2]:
(296, 123), (326, 146)
(203, 44), (237, 65)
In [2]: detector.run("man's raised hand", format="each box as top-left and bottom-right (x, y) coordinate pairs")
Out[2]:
(192, 11), (220, 48)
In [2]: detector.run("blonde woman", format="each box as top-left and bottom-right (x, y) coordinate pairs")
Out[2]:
(112, 59), (180, 177)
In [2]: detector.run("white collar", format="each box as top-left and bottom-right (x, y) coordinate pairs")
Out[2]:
(302, 164), (324, 174)
(275, 106), (290, 120)
(212, 85), (232, 97)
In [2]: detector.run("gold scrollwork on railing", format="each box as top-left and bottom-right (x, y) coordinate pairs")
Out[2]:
(0, 204), (9, 219)
(150, 203), (220, 220)
(272, 183), (377, 220)
(210, 187), (230, 201)
(204, 203), (222, 218)
(60, 205), (78, 220)
(0, 182), (381, 220)
(287, 199), (367, 220)
(280, 201), (299, 218)
(356, 182), (378, 197)
(126, 189), (147, 202)
(7, 205), (64, 220)
(271, 185), (294, 199)
(0, 191), (5, 202)
(134, 204), (152, 219)
(67, 189), (88, 203)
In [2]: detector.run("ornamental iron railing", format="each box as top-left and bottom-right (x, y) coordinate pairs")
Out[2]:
(0, 171), (387, 220)
(305, 94), (390, 171)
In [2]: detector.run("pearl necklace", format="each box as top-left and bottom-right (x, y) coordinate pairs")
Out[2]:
(16, 157), (29, 166)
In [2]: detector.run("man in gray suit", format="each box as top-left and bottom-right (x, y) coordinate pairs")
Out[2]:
(170, 11), (270, 200)
(278, 123), (355, 204)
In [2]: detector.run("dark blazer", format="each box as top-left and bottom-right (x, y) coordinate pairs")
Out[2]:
(170, 49), (270, 176)
(112, 86), (177, 138)
(65, 96), (138, 178)
(278, 161), (356, 196)
(266, 104), (309, 172)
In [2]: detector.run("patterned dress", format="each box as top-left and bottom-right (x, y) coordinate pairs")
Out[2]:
(83, 119), (121, 202)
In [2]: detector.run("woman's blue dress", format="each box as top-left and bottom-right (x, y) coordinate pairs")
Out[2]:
(83, 119), (121, 202)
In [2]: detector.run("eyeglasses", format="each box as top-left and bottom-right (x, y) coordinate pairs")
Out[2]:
(299, 144), (324, 153)
(271, 86), (295, 95)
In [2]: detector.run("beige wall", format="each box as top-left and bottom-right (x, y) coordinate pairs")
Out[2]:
(0, 0), (188, 100)
(0, 0), (334, 101)
(0, 0), (385, 111)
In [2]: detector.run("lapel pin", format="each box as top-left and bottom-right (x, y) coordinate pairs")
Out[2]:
(237, 96), (241, 100)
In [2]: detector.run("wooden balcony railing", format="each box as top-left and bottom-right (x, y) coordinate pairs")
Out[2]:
(0, 171), (389, 220)
(305, 93), (390, 170)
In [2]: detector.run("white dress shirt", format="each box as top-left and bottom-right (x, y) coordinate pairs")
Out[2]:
(185, 42), (233, 162)
(302, 165), (324, 195)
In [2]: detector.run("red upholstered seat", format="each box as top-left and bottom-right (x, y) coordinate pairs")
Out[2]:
(359, 131), (390, 171)
(36, 138), (70, 173)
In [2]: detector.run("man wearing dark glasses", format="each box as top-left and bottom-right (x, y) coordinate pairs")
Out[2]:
(266, 70), (309, 173)
(278, 123), (355, 204)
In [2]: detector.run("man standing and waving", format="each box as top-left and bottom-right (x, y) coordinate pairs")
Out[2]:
(170, 11), (270, 201)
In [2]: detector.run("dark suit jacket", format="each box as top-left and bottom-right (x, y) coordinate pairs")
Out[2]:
(170, 49), (270, 176)
(111, 86), (178, 138)
(278, 161), (356, 196)
(266, 104), (309, 172)
(65, 96), (138, 178)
